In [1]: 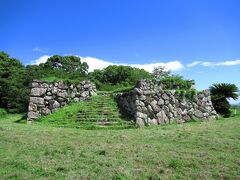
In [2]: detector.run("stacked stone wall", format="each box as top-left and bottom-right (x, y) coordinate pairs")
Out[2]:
(27, 80), (96, 121)
(117, 80), (218, 127)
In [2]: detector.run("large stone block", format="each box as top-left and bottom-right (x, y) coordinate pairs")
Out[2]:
(136, 117), (146, 127)
(194, 110), (204, 118)
(81, 91), (89, 98)
(58, 82), (68, 90)
(28, 103), (38, 112)
(157, 98), (164, 106)
(49, 100), (60, 110)
(162, 93), (169, 100)
(156, 110), (167, 124)
(41, 108), (51, 115)
(148, 118), (158, 125)
(31, 88), (47, 97)
(57, 91), (68, 98)
(27, 111), (40, 120)
(136, 112), (147, 120)
(30, 97), (44, 105)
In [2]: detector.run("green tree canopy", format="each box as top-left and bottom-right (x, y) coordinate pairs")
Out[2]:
(44, 55), (89, 75)
(90, 65), (152, 85)
(0, 52), (30, 112)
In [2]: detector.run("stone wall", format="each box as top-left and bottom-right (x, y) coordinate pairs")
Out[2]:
(27, 80), (96, 121)
(117, 80), (218, 127)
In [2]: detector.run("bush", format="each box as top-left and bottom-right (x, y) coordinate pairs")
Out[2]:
(89, 65), (153, 89)
(211, 98), (231, 117)
(0, 108), (7, 118)
(159, 75), (193, 90)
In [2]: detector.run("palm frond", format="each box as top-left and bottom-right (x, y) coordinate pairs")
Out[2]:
(210, 83), (239, 100)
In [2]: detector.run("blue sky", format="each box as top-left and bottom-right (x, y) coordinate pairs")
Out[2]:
(1, 0), (240, 102)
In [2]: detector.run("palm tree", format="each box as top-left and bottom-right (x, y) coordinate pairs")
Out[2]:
(210, 83), (239, 117)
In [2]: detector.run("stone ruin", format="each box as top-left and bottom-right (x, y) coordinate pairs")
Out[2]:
(27, 79), (218, 127)
(116, 80), (218, 127)
(27, 79), (96, 122)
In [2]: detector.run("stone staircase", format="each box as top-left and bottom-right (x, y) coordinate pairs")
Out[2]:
(72, 92), (134, 129)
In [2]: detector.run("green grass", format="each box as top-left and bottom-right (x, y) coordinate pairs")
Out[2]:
(38, 95), (134, 130)
(0, 109), (240, 179)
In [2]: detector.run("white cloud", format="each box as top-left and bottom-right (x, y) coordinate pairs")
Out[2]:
(202, 62), (213, 67)
(216, 60), (240, 66)
(188, 60), (240, 67)
(80, 57), (113, 72)
(187, 61), (202, 67)
(127, 61), (184, 72)
(80, 56), (184, 72)
(32, 47), (49, 53)
(30, 55), (184, 72)
(30, 55), (51, 65)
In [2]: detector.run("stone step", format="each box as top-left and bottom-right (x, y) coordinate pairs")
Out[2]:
(84, 103), (116, 107)
(75, 117), (121, 121)
(77, 109), (119, 112)
(76, 115), (120, 119)
(96, 92), (113, 94)
(79, 105), (116, 107)
(76, 113), (119, 116)
(89, 99), (114, 102)
(78, 108), (119, 111)
(87, 102), (116, 104)
(59, 93), (134, 129)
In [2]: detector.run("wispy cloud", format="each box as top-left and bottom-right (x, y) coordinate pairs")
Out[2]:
(32, 47), (49, 53)
(30, 55), (184, 72)
(202, 62), (213, 67)
(187, 61), (202, 67)
(127, 61), (184, 72)
(215, 60), (240, 66)
(188, 60), (240, 67)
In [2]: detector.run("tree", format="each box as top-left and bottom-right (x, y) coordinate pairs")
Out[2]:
(210, 83), (239, 117)
(0, 52), (30, 112)
(152, 66), (171, 80)
(90, 65), (152, 85)
(44, 55), (89, 75)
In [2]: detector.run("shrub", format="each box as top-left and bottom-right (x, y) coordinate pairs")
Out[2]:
(89, 65), (153, 89)
(0, 108), (7, 118)
(158, 75), (193, 90)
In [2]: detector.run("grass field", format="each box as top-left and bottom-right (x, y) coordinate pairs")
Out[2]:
(0, 107), (240, 179)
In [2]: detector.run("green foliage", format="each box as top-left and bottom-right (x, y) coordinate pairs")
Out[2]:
(0, 108), (7, 118)
(26, 56), (89, 83)
(210, 83), (239, 117)
(210, 83), (239, 100)
(90, 65), (153, 90)
(175, 89), (198, 100)
(159, 75), (193, 90)
(152, 66), (171, 80)
(230, 105), (240, 117)
(112, 86), (134, 93)
(0, 53), (92, 113)
(0, 52), (30, 113)
(43, 55), (89, 75)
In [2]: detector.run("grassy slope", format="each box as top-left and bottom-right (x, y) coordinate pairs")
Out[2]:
(38, 94), (134, 130)
(0, 108), (240, 179)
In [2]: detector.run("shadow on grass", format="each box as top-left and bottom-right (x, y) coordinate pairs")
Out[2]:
(14, 114), (27, 124)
